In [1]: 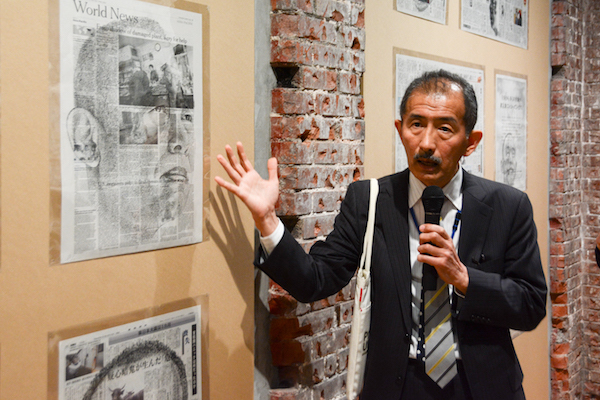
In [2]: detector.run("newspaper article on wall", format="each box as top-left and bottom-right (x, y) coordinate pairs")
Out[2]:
(394, 51), (485, 176)
(396, 0), (447, 24)
(461, 0), (528, 48)
(57, 305), (202, 400)
(495, 73), (527, 190)
(59, 0), (204, 263)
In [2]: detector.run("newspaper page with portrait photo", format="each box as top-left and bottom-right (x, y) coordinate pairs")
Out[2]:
(396, 0), (447, 25)
(461, 0), (528, 49)
(57, 305), (202, 400)
(495, 73), (527, 190)
(59, 0), (204, 263)
(394, 51), (485, 177)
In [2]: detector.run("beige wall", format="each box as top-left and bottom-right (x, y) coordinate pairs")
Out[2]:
(363, 1), (550, 398)
(0, 0), (255, 399)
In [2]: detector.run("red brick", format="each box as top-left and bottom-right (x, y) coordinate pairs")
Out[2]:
(272, 88), (315, 115)
(342, 118), (365, 140)
(271, 13), (301, 38)
(277, 191), (312, 215)
(270, 308), (336, 341)
(269, 281), (312, 316)
(278, 165), (359, 190)
(272, 141), (315, 164)
(291, 213), (337, 239)
(271, 336), (313, 366)
(269, 387), (310, 400)
(352, 6), (365, 28)
(551, 354), (568, 370)
(279, 359), (325, 385)
(271, 39), (315, 64)
(315, 0), (350, 22)
(311, 373), (346, 400)
(294, 66), (338, 91)
(312, 188), (345, 212)
(337, 300), (354, 324)
(339, 71), (361, 94)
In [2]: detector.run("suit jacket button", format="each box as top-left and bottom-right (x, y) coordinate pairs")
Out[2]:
(396, 376), (402, 385)
(404, 333), (410, 343)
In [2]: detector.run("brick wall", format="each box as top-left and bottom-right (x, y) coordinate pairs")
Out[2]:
(550, 0), (600, 398)
(581, 2), (600, 397)
(268, 0), (365, 399)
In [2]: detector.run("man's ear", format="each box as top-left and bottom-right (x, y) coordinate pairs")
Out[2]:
(394, 119), (402, 135)
(464, 130), (482, 157)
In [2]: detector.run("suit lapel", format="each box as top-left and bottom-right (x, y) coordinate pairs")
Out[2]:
(379, 170), (413, 334)
(459, 171), (493, 267)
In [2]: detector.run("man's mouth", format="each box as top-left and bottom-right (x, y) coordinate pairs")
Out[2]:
(161, 166), (189, 183)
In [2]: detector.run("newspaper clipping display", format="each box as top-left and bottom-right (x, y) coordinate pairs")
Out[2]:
(59, 0), (204, 263)
(396, 0), (447, 25)
(395, 53), (485, 176)
(58, 305), (202, 400)
(461, 0), (528, 49)
(495, 74), (527, 190)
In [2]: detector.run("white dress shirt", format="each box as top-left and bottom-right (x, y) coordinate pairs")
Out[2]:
(408, 168), (463, 359)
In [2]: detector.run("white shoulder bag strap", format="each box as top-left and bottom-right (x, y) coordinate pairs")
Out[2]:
(347, 178), (379, 400)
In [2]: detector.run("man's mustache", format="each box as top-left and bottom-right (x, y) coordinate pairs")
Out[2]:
(414, 152), (442, 165)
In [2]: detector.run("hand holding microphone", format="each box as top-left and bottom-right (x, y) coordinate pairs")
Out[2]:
(421, 185), (445, 291)
(418, 185), (470, 294)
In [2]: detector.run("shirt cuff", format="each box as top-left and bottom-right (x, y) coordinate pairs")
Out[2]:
(260, 219), (285, 256)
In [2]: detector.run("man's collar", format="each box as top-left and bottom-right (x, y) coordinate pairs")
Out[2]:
(408, 168), (463, 210)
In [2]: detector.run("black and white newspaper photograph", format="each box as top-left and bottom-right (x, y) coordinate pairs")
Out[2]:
(461, 0), (528, 49)
(495, 73), (527, 190)
(394, 51), (485, 176)
(57, 305), (202, 400)
(59, 0), (205, 263)
(396, 0), (447, 25)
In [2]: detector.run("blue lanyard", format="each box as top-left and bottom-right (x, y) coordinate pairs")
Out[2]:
(409, 207), (462, 240)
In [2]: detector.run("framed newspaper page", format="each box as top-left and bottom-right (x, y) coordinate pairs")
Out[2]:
(460, 0), (528, 49)
(395, 0), (448, 25)
(48, 296), (208, 400)
(495, 71), (527, 191)
(49, 0), (210, 264)
(393, 49), (485, 177)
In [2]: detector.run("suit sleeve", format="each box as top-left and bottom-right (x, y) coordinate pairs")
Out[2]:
(457, 192), (547, 331)
(254, 180), (370, 303)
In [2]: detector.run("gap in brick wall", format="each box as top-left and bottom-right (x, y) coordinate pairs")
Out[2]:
(272, 64), (300, 88)
(281, 215), (300, 232)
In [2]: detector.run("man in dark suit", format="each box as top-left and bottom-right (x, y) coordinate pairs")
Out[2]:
(215, 70), (547, 399)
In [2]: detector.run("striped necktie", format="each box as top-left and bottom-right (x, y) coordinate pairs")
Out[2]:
(423, 278), (457, 388)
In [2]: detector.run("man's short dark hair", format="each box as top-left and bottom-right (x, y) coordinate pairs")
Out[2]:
(399, 69), (478, 135)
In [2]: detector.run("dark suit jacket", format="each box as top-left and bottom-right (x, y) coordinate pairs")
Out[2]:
(257, 169), (547, 400)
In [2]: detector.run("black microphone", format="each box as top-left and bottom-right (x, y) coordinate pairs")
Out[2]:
(421, 185), (445, 291)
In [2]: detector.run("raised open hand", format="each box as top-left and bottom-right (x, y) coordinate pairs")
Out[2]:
(215, 142), (280, 236)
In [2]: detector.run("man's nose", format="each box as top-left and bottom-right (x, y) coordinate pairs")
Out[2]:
(168, 135), (183, 153)
(167, 122), (184, 153)
(420, 125), (436, 151)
